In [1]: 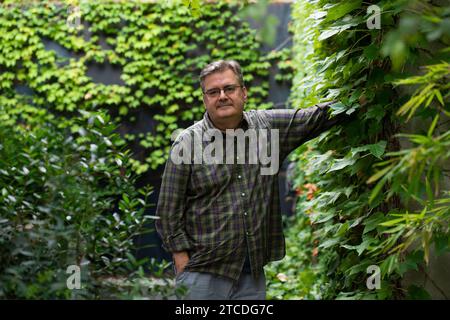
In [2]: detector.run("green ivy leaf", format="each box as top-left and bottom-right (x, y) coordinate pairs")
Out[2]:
(324, 0), (362, 21)
(327, 157), (357, 172)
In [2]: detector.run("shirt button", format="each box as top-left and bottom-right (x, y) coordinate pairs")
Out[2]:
(246, 231), (250, 236)
(241, 192), (246, 197)
(244, 212), (248, 216)
(238, 175), (242, 179)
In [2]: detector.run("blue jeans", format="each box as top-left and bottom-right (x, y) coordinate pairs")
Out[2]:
(175, 270), (266, 300)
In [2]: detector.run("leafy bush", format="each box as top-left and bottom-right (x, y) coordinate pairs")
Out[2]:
(0, 105), (169, 299)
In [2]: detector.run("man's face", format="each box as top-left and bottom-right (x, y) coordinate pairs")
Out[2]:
(202, 69), (247, 123)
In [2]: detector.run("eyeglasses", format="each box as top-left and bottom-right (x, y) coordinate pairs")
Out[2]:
(203, 85), (243, 98)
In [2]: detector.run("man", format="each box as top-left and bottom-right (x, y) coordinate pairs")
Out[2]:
(155, 60), (351, 300)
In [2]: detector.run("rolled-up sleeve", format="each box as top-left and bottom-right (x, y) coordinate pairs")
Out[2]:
(155, 137), (193, 253)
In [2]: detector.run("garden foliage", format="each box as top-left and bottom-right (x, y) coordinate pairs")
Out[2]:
(266, 0), (449, 299)
(0, 0), (280, 299)
(0, 0), (273, 173)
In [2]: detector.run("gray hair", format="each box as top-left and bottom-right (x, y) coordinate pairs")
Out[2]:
(199, 60), (245, 91)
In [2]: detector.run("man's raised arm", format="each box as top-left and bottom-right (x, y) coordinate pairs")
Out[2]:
(263, 101), (355, 157)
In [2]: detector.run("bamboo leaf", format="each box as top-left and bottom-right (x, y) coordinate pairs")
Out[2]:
(380, 218), (406, 227)
(367, 165), (393, 184)
(434, 90), (444, 106)
(368, 176), (388, 204)
(427, 114), (439, 137)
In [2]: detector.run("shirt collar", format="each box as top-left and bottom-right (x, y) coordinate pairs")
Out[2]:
(202, 110), (253, 132)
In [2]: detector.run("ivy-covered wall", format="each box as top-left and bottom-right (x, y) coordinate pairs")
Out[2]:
(0, 0), (275, 175)
(266, 0), (449, 300)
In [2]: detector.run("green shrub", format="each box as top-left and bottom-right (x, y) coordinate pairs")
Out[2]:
(0, 106), (165, 299)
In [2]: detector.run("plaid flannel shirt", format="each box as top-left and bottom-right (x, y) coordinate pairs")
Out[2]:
(155, 102), (349, 281)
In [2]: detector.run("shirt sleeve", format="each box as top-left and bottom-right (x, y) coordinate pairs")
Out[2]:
(155, 136), (193, 253)
(264, 101), (352, 157)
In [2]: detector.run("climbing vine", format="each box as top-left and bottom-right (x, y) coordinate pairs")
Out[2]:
(0, 0), (274, 173)
(266, 0), (449, 299)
